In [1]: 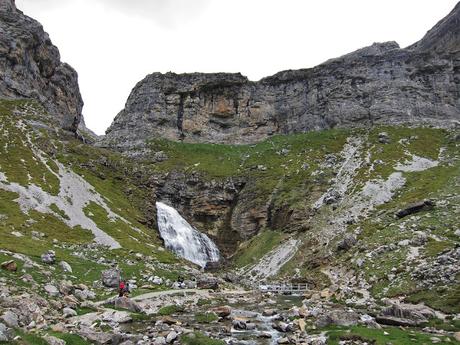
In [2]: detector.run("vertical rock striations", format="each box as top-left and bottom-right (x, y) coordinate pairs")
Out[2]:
(0, 0), (83, 132)
(101, 3), (460, 152)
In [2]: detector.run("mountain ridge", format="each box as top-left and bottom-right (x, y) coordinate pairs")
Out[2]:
(100, 3), (460, 154)
(0, 0), (84, 133)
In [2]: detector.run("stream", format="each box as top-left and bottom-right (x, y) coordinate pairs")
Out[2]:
(122, 293), (303, 344)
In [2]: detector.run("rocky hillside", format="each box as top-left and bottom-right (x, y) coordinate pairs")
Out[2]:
(1, 2), (460, 344)
(0, 0), (83, 133)
(100, 4), (459, 152)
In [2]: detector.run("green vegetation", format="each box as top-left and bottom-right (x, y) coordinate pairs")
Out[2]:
(0, 99), (60, 195)
(195, 312), (218, 323)
(48, 332), (91, 345)
(233, 230), (285, 268)
(406, 284), (460, 314)
(181, 332), (225, 345)
(1, 98), (459, 316)
(49, 203), (70, 220)
(197, 298), (212, 306)
(325, 325), (459, 345)
(158, 304), (184, 316)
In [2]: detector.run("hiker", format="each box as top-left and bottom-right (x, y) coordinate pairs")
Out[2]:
(118, 280), (126, 297)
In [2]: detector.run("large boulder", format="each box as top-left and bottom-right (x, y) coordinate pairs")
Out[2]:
(78, 327), (123, 345)
(0, 260), (17, 272)
(44, 335), (66, 345)
(197, 277), (219, 290)
(396, 200), (434, 218)
(101, 268), (120, 288)
(210, 306), (231, 318)
(1, 311), (18, 328)
(44, 284), (60, 297)
(376, 303), (435, 326)
(107, 297), (142, 313)
(59, 261), (72, 273)
(315, 309), (360, 328)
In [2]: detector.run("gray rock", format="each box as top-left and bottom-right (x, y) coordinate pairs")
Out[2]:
(59, 280), (74, 296)
(73, 289), (96, 301)
(1, 311), (18, 328)
(77, 327), (122, 345)
(337, 234), (357, 251)
(0, 1), (83, 133)
(378, 132), (391, 144)
(41, 251), (56, 264)
(396, 200), (435, 218)
(166, 331), (177, 343)
(107, 297), (142, 313)
(44, 284), (60, 297)
(101, 310), (132, 324)
(44, 335), (66, 345)
(272, 321), (293, 332)
(99, 5), (460, 152)
(59, 261), (72, 273)
(63, 307), (77, 318)
(315, 309), (360, 328)
(154, 336), (166, 345)
(376, 303), (436, 326)
(232, 319), (248, 330)
(0, 260), (17, 272)
(101, 268), (120, 287)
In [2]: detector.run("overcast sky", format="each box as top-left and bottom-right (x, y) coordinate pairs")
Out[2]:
(16, 0), (458, 135)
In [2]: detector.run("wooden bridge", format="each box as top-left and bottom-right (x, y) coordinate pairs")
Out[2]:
(258, 283), (308, 294)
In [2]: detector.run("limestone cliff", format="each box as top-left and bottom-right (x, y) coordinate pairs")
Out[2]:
(0, 0), (83, 132)
(100, 3), (460, 152)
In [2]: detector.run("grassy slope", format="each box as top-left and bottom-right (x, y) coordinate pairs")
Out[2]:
(0, 99), (179, 297)
(1, 99), (459, 314)
(150, 125), (459, 312)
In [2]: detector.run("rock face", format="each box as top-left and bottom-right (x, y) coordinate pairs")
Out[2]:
(0, 0), (83, 132)
(101, 3), (460, 151)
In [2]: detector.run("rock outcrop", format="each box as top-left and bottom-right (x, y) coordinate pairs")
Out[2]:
(0, 0), (83, 132)
(100, 3), (460, 151)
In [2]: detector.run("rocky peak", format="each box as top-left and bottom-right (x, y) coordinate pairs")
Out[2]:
(0, 0), (83, 133)
(409, 1), (460, 53)
(100, 3), (460, 152)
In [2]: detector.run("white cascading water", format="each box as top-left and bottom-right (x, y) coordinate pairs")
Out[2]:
(156, 202), (220, 268)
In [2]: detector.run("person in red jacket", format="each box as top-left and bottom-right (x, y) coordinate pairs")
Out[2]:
(118, 280), (125, 297)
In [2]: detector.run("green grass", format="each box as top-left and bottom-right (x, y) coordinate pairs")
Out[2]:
(406, 284), (460, 314)
(0, 99), (60, 195)
(1, 97), (459, 314)
(197, 298), (212, 306)
(158, 304), (184, 316)
(181, 332), (225, 345)
(325, 325), (459, 345)
(195, 312), (218, 323)
(48, 332), (91, 345)
(49, 203), (70, 220)
(233, 230), (285, 268)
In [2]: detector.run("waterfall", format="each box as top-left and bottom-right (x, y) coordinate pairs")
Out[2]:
(156, 202), (220, 268)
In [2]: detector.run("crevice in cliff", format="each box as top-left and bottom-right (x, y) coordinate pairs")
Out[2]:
(177, 93), (185, 140)
(266, 175), (285, 228)
(220, 180), (246, 256)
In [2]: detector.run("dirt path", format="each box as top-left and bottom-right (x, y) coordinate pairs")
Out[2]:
(97, 288), (251, 305)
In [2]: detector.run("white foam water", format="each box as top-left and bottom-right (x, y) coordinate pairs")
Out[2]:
(156, 202), (220, 268)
